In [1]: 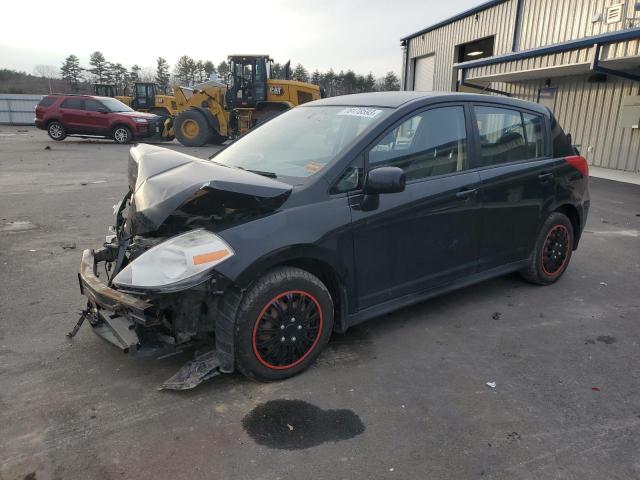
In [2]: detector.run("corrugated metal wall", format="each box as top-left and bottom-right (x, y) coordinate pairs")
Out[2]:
(518, 0), (640, 50)
(407, 0), (519, 91)
(0, 94), (42, 125)
(497, 76), (640, 172)
(403, 0), (640, 172)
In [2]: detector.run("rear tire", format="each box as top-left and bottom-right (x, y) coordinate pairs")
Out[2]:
(232, 267), (334, 381)
(520, 212), (574, 285)
(112, 125), (132, 144)
(47, 121), (66, 141)
(174, 110), (212, 146)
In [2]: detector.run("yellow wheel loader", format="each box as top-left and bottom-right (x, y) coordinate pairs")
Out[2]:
(171, 54), (322, 146)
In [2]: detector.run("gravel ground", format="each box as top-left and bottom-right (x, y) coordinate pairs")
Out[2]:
(1, 126), (639, 480)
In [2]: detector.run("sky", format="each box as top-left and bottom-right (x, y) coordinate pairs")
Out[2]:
(0, 0), (481, 78)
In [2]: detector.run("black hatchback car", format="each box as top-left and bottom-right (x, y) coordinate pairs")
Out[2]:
(75, 92), (589, 389)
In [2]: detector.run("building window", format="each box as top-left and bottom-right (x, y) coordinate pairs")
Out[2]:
(457, 36), (495, 62)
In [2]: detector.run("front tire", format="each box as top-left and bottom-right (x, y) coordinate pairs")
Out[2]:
(233, 267), (333, 381)
(113, 125), (132, 144)
(520, 212), (574, 285)
(173, 110), (212, 147)
(47, 121), (66, 141)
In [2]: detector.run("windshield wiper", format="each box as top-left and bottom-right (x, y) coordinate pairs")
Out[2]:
(235, 166), (277, 178)
(207, 160), (277, 178)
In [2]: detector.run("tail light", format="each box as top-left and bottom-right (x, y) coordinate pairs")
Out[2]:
(565, 156), (589, 177)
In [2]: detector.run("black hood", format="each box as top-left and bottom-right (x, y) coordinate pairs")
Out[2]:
(126, 144), (292, 234)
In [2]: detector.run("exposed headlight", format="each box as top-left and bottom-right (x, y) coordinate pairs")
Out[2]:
(112, 229), (233, 289)
(132, 117), (148, 124)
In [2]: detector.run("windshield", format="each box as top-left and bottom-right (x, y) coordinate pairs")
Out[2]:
(101, 98), (134, 113)
(211, 106), (391, 178)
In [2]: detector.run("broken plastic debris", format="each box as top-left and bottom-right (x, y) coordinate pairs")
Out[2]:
(591, 387), (601, 392)
(28, 249), (37, 252)
(486, 381), (497, 389)
(599, 282), (607, 286)
(286, 423), (294, 431)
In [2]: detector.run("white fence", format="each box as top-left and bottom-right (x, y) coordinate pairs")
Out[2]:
(0, 94), (43, 125)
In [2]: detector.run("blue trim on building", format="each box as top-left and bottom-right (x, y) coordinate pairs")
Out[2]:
(400, 0), (509, 42)
(511, 0), (524, 52)
(454, 27), (640, 69)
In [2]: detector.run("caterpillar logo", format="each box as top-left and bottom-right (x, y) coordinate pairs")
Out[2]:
(270, 86), (284, 96)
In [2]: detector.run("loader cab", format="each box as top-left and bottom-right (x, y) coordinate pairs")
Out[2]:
(226, 55), (269, 108)
(94, 84), (117, 97)
(132, 82), (156, 110)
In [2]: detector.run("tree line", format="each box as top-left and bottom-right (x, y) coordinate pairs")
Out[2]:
(34, 52), (401, 97)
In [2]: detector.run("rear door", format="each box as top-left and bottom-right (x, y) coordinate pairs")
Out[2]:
(83, 99), (110, 134)
(350, 104), (482, 310)
(471, 104), (557, 270)
(59, 98), (85, 132)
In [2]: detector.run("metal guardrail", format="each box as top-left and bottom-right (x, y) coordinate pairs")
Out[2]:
(0, 94), (43, 125)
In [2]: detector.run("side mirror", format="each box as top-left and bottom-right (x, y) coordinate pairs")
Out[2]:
(98, 107), (108, 114)
(364, 166), (406, 194)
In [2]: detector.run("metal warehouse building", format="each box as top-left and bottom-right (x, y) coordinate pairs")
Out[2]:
(401, 0), (640, 173)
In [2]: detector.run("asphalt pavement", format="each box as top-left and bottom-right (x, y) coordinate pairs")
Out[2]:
(1, 126), (639, 480)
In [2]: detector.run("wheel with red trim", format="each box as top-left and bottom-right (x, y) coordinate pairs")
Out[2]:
(234, 267), (333, 381)
(520, 212), (574, 285)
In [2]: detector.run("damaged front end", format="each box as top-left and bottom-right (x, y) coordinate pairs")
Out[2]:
(73, 144), (292, 389)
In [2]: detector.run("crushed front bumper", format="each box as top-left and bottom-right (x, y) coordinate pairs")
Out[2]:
(78, 248), (160, 356)
(77, 248), (224, 389)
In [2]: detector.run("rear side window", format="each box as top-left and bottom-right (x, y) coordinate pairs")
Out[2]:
(60, 98), (83, 110)
(38, 97), (57, 108)
(522, 113), (545, 158)
(474, 106), (528, 165)
(368, 106), (468, 181)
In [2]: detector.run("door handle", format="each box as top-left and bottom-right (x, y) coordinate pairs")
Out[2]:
(538, 172), (554, 180)
(456, 188), (477, 199)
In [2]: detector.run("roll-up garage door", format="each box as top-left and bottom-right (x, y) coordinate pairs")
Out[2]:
(414, 55), (434, 91)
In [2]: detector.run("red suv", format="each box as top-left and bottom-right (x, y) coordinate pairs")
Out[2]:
(35, 95), (161, 144)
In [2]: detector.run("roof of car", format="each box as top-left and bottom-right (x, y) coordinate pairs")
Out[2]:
(305, 91), (549, 114)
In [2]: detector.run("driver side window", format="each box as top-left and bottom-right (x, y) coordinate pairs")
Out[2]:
(368, 106), (468, 181)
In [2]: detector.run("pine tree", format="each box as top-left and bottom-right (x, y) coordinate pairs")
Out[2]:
(217, 61), (230, 80)
(364, 72), (376, 92)
(108, 62), (128, 92)
(174, 55), (196, 85)
(155, 57), (170, 92)
(88, 51), (108, 82)
(292, 64), (309, 83)
(60, 54), (83, 91)
(382, 71), (400, 91)
(129, 65), (141, 82)
(311, 70), (321, 85)
(203, 60), (215, 79)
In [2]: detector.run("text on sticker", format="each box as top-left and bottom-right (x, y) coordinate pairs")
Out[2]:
(337, 107), (383, 119)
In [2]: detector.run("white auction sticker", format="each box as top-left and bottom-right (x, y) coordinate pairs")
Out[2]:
(337, 107), (383, 119)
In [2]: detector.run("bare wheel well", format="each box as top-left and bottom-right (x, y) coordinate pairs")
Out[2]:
(554, 204), (581, 249)
(281, 258), (346, 333)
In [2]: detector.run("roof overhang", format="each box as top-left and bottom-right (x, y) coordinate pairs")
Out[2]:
(454, 28), (640, 85)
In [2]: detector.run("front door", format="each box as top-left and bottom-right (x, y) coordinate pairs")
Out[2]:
(350, 105), (482, 310)
(471, 104), (557, 270)
(83, 99), (110, 134)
